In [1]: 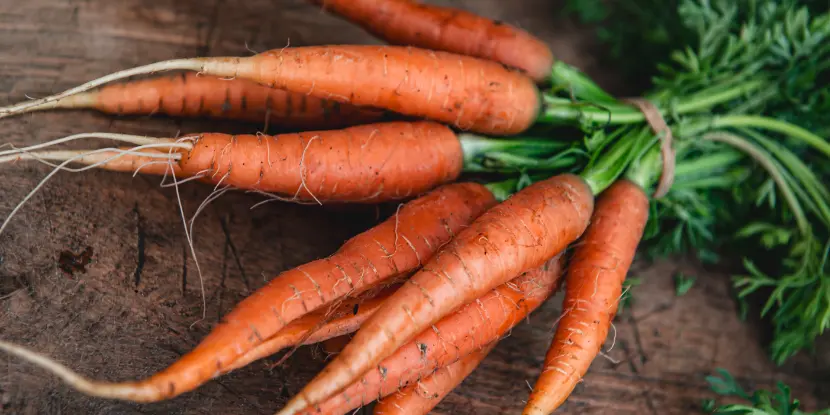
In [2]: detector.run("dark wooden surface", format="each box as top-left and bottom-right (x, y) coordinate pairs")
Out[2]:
(0, 1), (827, 414)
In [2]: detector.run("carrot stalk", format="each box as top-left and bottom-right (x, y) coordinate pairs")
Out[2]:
(0, 45), (541, 136)
(0, 182), (495, 402)
(309, 0), (554, 82)
(299, 255), (565, 415)
(372, 342), (496, 415)
(22, 73), (387, 131)
(277, 174), (595, 415)
(523, 179), (650, 415)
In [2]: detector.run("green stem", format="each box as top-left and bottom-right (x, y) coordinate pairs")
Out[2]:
(703, 132), (809, 234)
(711, 115), (830, 158)
(538, 79), (766, 125)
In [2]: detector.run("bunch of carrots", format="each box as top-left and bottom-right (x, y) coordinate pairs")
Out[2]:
(1, 0), (828, 414)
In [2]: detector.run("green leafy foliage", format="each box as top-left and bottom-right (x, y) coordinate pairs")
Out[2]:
(674, 272), (696, 296)
(558, 0), (830, 362)
(702, 368), (829, 414)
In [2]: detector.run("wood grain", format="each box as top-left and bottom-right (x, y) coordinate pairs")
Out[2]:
(0, 1), (827, 414)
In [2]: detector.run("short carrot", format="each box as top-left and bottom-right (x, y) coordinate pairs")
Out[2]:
(278, 174), (595, 415)
(0, 45), (542, 136)
(224, 284), (398, 374)
(373, 342), (496, 415)
(309, 0), (554, 82)
(299, 255), (565, 415)
(0, 182), (495, 403)
(22, 73), (388, 131)
(523, 179), (650, 415)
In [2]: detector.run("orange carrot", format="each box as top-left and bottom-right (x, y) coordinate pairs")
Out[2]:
(0, 45), (542, 136)
(298, 256), (564, 415)
(224, 284), (398, 374)
(372, 342), (495, 415)
(23, 73), (388, 131)
(310, 0), (554, 82)
(523, 180), (649, 415)
(278, 174), (594, 415)
(0, 182), (495, 403)
(1, 121), (465, 204)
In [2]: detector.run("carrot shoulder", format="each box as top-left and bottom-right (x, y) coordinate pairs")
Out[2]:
(372, 343), (496, 415)
(523, 180), (650, 415)
(311, 0), (554, 82)
(301, 256), (565, 415)
(24, 73), (387, 130)
(278, 174), (595, 415)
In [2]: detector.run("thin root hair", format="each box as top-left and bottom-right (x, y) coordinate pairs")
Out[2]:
(0, 133), (187, 157)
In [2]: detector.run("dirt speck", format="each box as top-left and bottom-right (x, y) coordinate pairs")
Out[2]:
(58, 246), (94, 277)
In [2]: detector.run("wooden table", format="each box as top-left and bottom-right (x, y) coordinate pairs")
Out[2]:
(0, 1), (827, 414)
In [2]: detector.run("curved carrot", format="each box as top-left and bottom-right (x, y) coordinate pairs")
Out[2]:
(23, 73), (388, 130)
(0, 46), (542, 136)
(373, 342), (496, 415)
(0, 182), (495, 403)
(278, 174), (595, 415)
(224, 284), (399, 374)
(310, 0), (554, 82)
(523, 180), (649, 415)
(300, 256), (564, 415)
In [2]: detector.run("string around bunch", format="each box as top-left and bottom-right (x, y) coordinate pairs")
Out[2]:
(621, 98), (676, 199)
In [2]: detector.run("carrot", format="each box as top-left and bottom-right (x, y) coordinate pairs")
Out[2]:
(224, 284), (398, 374)
(299, 255), (565, 415)
(21, 73), (388, 131)
(372, 342), (495, 415)
(309, 0), (554, 82)
(0, 45), (541, 136)
(523, 179), (650, 415)
(277, 174), (595, 415)
(0, 182), (495, 402)
(1, 121), (465, 205)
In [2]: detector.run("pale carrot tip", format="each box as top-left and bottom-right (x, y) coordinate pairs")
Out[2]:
(275, 396), (309, 415)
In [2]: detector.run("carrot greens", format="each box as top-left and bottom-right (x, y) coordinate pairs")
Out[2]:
(472, 0), (830, 364)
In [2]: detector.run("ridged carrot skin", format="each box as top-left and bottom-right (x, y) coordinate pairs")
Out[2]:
(310, 0), (554, 82)
(523, 180), (649, 415)
(26, 73), (388, 130)
(279, 174), (594, 415)
(300, 256), (565, 415)
(175, 121), (464, 203)
(372, 343), (495, 415)
(199, 45), (541, 136)
(223, 285), (398, 374)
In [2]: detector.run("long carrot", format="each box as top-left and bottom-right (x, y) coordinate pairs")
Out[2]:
(0, 284), (393, 405)
(278, 174), (595, 415)
(309, 0), (554, 82)
(223, 284), (398, 374)
(372, 342), (496, 415)
(0, 121), (465, 205)
(22, 73), (388, 131)
(0, 45), (541, 136)
(299, 255), (565, 415)
(0, 182), (495, 402)
(523, 179), (649, 415)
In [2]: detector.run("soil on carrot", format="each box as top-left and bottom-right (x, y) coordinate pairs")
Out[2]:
(0, 1), (827, 414)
